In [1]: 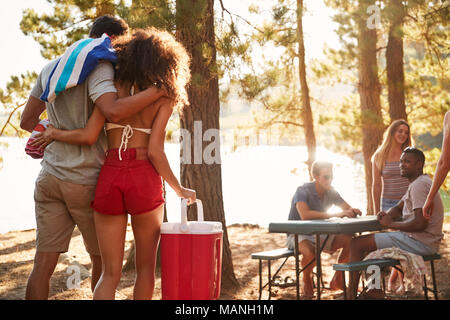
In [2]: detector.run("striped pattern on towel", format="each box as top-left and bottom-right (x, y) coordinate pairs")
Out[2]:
(40, 33), (117, 103)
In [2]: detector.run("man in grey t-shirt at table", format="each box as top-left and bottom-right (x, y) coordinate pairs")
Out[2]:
(346, 147), (444, 299)
(287, 161), (362, 297)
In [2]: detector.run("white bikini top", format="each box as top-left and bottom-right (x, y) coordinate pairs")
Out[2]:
(105, 123), (151, 161)
(105, 84), (152, 161)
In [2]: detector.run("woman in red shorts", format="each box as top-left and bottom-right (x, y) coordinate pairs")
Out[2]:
(32, 28), (195, 299)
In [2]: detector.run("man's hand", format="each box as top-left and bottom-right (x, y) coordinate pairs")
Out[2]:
(339, 208), (361, 218)
(376, 211), (387, 219)
(378, 213), (393, 228)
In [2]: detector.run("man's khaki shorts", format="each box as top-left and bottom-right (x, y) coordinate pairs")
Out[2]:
(34, 169), (100, 255)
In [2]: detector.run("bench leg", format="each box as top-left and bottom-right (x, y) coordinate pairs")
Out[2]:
(268, 260), (272, 300)
(423, 274), (429, 300)
(343, 271), (347, 300)
(430, 260), (438, 300)
(295, 234), (300, 300)
(258, 259), (262, 300)
(316, 234), (322, 300)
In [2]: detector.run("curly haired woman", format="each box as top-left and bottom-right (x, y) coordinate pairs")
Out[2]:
(32, 28), (195, 300)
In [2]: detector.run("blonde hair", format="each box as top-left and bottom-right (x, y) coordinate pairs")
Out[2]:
(372, 119), (412, 171)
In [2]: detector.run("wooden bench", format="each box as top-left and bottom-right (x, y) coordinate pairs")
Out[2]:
(333, 253), (441, 300)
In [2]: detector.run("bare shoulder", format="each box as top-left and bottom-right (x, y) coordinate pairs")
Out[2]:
(141, 98), (173, 128)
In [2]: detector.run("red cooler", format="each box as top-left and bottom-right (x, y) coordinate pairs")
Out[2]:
(160, 199), (223, 300)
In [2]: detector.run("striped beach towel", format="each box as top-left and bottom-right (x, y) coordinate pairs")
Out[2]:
(25, 119), (50, 159)
(40, 33), (117, 103)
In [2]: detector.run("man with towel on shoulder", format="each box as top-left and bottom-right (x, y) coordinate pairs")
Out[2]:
(20, 15), (168, 300)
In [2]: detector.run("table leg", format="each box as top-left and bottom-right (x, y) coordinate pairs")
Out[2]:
(316, 234), (322, 300)
(294, 234), (300, 300)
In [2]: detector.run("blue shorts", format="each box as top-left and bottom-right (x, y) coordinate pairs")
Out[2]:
(374, 231), (436, 256)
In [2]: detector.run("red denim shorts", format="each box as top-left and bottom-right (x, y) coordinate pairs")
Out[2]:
(91, 148), (164, 215)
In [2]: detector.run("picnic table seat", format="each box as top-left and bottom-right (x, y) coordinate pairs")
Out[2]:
(251, 247), (325, 300)
(333, 253), (441, 300)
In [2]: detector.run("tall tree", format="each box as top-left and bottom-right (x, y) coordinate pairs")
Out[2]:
(175, 0), (239, 289)
(356, 0), (384, 215)
(385, 0), (407, 121)
(296, 0), (316, 177)
(227, 0), (317, 178)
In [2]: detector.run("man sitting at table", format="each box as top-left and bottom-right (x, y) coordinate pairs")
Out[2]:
(287, 161), (362, 297)
(346, 147), (444, 299)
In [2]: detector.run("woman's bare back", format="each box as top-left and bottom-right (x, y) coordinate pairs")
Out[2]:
(106, 83), (161, 149)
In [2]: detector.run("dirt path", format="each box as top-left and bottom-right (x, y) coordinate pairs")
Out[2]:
(0, 223), (448, 300)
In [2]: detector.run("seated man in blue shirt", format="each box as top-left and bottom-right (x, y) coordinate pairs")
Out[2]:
(287, 161), (361, 297)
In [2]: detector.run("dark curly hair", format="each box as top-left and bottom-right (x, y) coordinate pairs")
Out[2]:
(112, 27), (191, 111)
(89, 15), (129, 38)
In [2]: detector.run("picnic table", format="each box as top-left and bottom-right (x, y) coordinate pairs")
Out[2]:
(268, 215), (383, 300)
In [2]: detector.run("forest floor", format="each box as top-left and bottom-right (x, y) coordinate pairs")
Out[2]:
(0, 223), (449, 300)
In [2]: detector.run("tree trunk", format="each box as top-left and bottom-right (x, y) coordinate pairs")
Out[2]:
(176, 0), (239, 289)
(357, 0), (385, 215)
(297, 0), (316, 180)
(386, 0), (407, 121)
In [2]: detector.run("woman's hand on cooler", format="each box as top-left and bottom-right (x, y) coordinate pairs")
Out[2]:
(30, 125), (55, 150)
(177, 186), (196, 205)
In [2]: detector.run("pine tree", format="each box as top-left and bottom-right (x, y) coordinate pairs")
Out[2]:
(228, 0), (317, 177)
(176, 0), (239, 289)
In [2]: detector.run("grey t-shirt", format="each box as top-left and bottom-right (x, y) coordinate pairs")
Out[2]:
(401, 174), (444, 250)
(288, 182), (345, 220)
(30, 60), (117, 185)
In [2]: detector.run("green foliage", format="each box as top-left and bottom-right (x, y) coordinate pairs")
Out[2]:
(0, 71), (38, 137)
(124, 0), (175, 31)
(313, 0), (449, 191)
(219, 0), (310, 140)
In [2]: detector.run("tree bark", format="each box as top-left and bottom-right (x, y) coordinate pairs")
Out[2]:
(176, 0), (239, 289)
(386, 0), (407, 121)
(297, 0), (317, 180)
(357, 0), (385, 215)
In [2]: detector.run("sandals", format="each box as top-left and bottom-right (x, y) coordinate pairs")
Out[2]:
(271, 276), (296, 288)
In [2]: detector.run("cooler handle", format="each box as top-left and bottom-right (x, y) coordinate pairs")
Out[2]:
(214, 237), (222, 299)
(180, 199), (204, 233)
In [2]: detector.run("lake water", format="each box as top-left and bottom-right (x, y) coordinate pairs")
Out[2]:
(0, 137), (368, 234)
